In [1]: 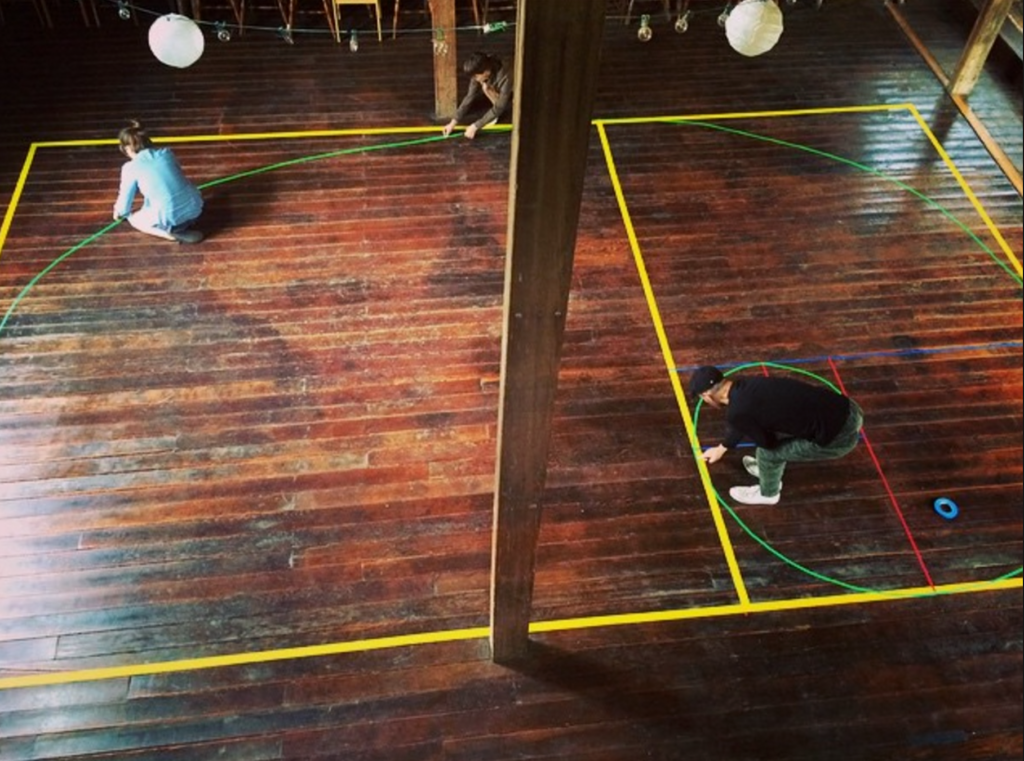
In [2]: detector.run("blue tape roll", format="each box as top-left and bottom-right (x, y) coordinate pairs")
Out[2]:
(933, 497), (959, 520)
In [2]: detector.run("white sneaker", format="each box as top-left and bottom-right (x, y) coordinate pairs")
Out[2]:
(729, 485), (780, 505)
(742, 455), (759, 478)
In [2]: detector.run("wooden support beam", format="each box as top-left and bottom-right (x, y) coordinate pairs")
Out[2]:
(950, 0), (1014, 96)
(429, 0), (459, 119)
(489, 0), (608, 663)
(886, 0), (1022, 196)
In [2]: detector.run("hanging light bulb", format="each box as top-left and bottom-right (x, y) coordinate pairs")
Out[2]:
(117, 0), (131, 20)
(674, 10), (692, 33)
(718, 2), (734, 27)
(349, 29), (359, 52)
(637, 13), (652, 42)
(432, 27), (448, 55)
(215, 21), (231, 41)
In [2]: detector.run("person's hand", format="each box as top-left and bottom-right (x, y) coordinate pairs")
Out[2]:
(701, 444), (728, 465)
(464, 124), (479, 140)
(442, 120), (457, 137)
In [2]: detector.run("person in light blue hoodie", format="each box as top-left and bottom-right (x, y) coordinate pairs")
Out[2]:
(113, 120), (204, 243)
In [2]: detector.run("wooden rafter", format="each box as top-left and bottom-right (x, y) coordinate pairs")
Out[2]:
(951, 0), (1015, 95)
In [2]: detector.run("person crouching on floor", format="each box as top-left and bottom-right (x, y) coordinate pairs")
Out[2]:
(113, 120), (204, 244)
(690, 365), (864, 505)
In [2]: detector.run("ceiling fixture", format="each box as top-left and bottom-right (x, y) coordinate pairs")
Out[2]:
(674, 10), (692, 33)
(637, 13), (653, 42)
(725, 0), (785, 57)
(148, 14), (205, 68)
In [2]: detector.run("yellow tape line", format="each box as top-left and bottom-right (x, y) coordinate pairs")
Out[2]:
(593, 103), (912, 126)
(2, 107), (1018, 692)
(0, 145), (37, 264)
(905, 103), (1022, 276)
(31, 124), (513, 148)
(596, 122), (750, 609)
(1, 578), (1018, 690)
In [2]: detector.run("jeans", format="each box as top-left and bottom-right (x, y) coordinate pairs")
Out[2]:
(756, 400), (864, 497)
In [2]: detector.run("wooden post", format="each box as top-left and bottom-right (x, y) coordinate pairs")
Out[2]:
(950, 0), (1013, 96)
(490, 0), (608, 663)
(429, 0), (459, 119)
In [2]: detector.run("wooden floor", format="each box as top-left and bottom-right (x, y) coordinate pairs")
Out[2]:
(0, 1), (1021, 759)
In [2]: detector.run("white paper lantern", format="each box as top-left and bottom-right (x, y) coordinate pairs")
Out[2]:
(148, 14), (205, 68)
(725, 0), (784, 57)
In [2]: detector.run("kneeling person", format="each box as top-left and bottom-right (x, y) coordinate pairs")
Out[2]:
(690, 365), (864, 505)
(113, 120), (204, 244)
(442, 52), (513, 140)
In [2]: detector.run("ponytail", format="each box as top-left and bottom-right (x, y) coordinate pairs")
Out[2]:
(118, 120), (152, 155)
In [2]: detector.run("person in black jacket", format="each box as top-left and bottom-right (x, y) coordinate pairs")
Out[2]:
(689, 365), (864, 505)
(442, 52), (513, 140)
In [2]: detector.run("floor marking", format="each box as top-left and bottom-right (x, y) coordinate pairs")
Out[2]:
(905, 102), (1022, 277)
(1, 577), (1018, 691)
(1, 107), (1019, 693)
(596, 122), (751, 610)
(828, 357), (935, 588)
(30, 124), (513, 149)
(593, 103), (912, 125)
(674, 340), (1024, 374)
(662, 116), (1021, 284)
(0, 145), (37, 264)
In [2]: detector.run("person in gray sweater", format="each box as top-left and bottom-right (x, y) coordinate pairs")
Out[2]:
(442, 52), (513, 140)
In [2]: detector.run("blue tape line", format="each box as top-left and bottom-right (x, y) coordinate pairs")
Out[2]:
(674, 340), (1024, 374)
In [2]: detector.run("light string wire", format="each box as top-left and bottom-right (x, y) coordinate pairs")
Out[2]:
(102, 0), (511, 39)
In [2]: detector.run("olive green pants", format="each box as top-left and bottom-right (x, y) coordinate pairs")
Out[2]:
(755, 400), (864, 497)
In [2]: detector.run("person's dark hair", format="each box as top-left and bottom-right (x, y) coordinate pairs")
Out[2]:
(463, 51), (500, 76)
(118, 120), (153, 155)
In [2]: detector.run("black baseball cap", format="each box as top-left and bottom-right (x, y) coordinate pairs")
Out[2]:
(688, 365), (724, 400)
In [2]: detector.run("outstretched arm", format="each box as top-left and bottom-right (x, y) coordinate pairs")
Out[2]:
(112, 163), (137, 219)
(444, 80), (483, 136)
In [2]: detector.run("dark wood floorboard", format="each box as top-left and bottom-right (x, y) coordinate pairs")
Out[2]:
(0, 1), (1021, 760)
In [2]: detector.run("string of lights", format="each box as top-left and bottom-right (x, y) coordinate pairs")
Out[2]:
(104, 0), (511, 44)
(108, 0), (819, 66)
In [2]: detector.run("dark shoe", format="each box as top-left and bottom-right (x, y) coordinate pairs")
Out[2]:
(172, 229), (204, 244)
